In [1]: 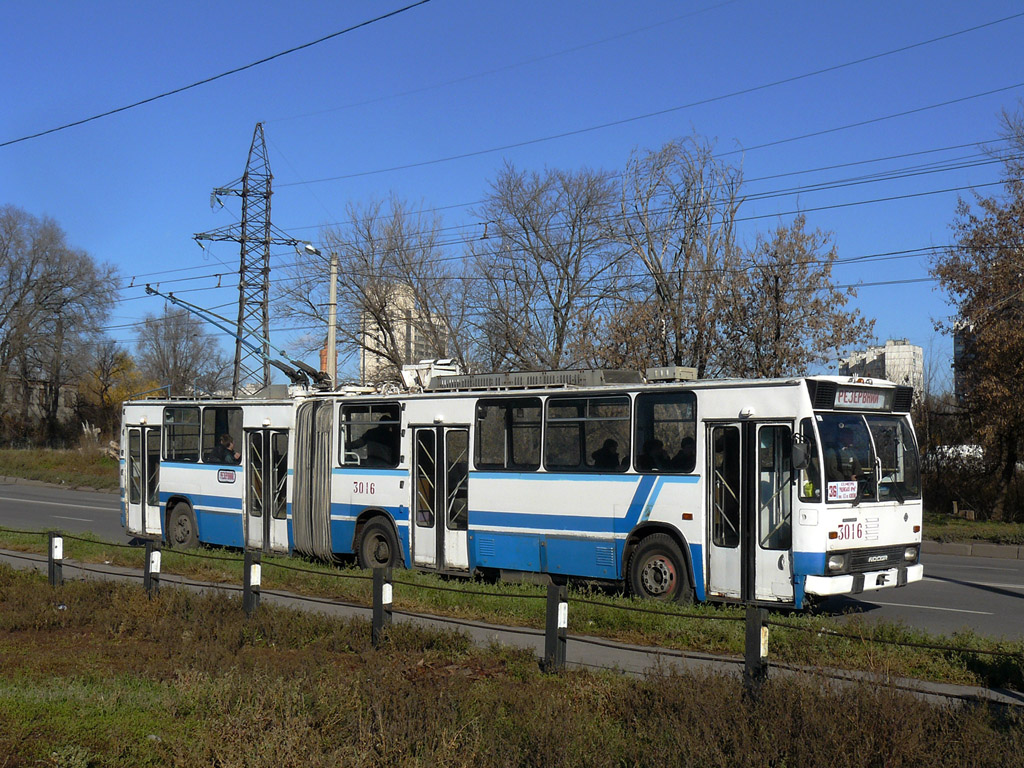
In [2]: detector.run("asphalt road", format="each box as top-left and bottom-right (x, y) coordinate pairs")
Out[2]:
(0, 480), (123, 540)
(1, 480), (1021, 640)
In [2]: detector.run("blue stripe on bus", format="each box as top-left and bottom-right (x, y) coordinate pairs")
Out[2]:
(158, 492), (242, 511)
(470, 509), (615, 534)
(793, 551), (826, 576)
(195, 508), (243, 548)
(689, 542), (705, 602)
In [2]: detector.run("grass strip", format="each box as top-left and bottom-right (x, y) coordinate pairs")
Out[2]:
(1, 566), (1022, 768)
(1, 528), (1021, 692)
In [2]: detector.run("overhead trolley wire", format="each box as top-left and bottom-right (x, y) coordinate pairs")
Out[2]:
(0, 1), (433, 149)
(279, 10), (1024, 187)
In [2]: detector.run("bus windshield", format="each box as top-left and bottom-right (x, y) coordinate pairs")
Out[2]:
(817, 413), (920, 503)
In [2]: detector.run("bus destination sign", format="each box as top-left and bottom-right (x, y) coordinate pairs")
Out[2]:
(834, 387), (890, 411)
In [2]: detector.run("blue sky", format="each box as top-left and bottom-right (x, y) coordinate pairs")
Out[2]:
(3, 0), (1023, 387)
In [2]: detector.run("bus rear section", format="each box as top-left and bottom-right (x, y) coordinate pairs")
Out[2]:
(122, 398), (293, 553)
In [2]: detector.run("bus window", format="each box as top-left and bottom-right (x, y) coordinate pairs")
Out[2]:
(475, 398), (541, 470)
(634, 392), (697, 473)
(866, 415), (921, 501)
(342, 402), (401, 468)
(545, 396), (630, 473)
(758, 425), (792, 550)
(202, 406), (243, 464)
(819, 414), (876, 501)
(798, 418), (822, 502)
(163, 407), (200, 462)
(711, 426), (740, 548)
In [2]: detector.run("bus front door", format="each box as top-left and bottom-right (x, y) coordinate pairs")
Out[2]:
(706, 422), (796, 603)
(126, 426), (162, 538)
(707, 424), (743, 599)
(244, 429), (289, 554)
(411, 426), (469, 573)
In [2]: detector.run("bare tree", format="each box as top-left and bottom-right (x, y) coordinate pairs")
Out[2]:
(613, 137), (742, 377)
(135, 307), (231, 395)
(932, 106), (1024, 520)
(276, 196), (471, 384)
(0, 205), (116, 443)
(468, 163), (625, 370)
(718, 216), (873, 378)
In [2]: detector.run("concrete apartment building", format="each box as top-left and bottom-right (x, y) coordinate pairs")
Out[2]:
(839, 339), (924, 397)
(359, 285), (441, 384)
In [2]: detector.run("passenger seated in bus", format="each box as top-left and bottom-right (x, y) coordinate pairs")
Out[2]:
(825, 428), (863, 482)
(211, 434), (241, 465)
(638, 439), (670, 470)
(591, 439), (620, 470)
(672, 436), (696, 471)
(349, 416), (396, 466)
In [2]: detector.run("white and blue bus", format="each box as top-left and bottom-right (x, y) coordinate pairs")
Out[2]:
(121, 369), (923, 607)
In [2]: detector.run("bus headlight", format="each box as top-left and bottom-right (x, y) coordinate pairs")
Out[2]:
(904, 546), (919, 563)
(827, 554), (846, 572)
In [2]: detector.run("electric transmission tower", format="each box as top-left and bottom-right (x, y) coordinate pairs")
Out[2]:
(194, 122), (301, 396)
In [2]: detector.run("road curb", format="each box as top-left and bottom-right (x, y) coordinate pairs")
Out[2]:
(0, 475), (119, 494)
(921, 540), (1024, 559)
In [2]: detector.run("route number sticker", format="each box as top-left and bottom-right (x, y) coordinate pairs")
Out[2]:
(827, 481), (857, 501)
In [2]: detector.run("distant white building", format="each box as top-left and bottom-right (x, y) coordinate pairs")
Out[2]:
(359, 285), (444, 384)
(839, 339), (923, 397)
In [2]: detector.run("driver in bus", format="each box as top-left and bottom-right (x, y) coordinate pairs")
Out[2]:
(825, 427), (863, 482)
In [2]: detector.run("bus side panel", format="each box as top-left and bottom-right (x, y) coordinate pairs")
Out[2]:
(161, 463), (244, 548)
(331, 468), (411, 562)
(469, 473), (701, 581)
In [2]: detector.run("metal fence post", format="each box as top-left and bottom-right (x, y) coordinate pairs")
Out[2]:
(243, 549), (261, 616)
(143, 539), (161, 596)
(372, 566), (393, 648)
(744, 605), (769, 692)
(48, 531), (63, 587)
(541, 581), (568, 673)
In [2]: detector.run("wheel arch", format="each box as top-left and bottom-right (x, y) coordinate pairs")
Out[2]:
(623, 522), (694, 584)
(352, 507), (405, 565)
(164, 495), (195, 536)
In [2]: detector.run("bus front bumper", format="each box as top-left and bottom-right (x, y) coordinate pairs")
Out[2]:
(804, 563), (923, 596)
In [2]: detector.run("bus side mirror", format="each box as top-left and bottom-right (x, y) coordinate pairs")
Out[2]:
(792, 439), (810, 471)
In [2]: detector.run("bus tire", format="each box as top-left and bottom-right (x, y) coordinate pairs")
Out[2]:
(167, 502), (198, 549)
(357, 518), (400, 569)
(628, 533), (693, 603)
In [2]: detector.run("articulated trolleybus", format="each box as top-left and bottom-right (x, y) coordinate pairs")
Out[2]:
(122, 367), (923, 607)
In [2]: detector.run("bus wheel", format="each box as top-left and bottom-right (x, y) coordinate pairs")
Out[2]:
(167, 502), (198, 549)
(628, 534), (693, 603)
(357, 519), (399, 569)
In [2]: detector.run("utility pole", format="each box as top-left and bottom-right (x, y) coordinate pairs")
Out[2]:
(327, 253), (338, 385)
(194, 123), (301, 396)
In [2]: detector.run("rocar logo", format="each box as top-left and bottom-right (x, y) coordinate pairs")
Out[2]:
(218, 469), (236, 484)
(867, 554), (888, 563)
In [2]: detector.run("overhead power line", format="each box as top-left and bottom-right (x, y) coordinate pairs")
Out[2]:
(279, 11), (1024, 187)
(0, 1), (432, 149)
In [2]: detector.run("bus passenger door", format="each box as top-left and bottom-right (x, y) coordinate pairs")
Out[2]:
(411, 426), (470, 573)
(753, 424), (794, 603)
(244, 429), (290, 554)
(126, 426), (162, 538)
(707, 424), (743, 599)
